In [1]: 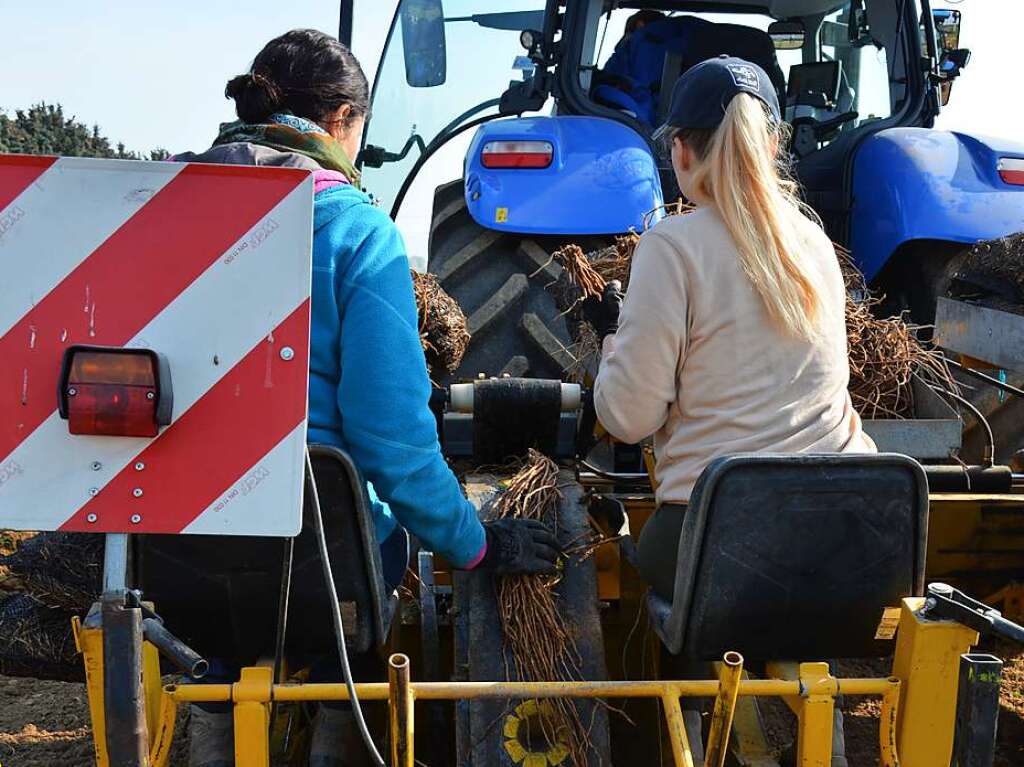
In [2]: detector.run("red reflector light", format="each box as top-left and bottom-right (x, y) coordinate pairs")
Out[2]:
(68, 384), (160, 437)
(58, 346), (172, 438)
(998, 158), (1024, 186)
(481, 140), (553, 169)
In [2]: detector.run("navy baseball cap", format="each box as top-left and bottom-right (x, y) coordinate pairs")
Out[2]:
(653, 55), (781, 142)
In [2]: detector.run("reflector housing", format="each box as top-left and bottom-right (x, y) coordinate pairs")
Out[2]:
(998, 158), (1024, 186)
(58, 346), (172, 437)
(480, 140), (553, 169)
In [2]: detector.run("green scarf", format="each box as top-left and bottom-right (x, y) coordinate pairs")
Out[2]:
(214, 112), (360, 185)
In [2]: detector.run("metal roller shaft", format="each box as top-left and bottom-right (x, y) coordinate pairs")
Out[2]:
(449, 380), (581, 413)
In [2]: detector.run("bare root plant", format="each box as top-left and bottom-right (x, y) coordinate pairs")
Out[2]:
(411, 270), (471, 375)
(492, 450), (592, 765)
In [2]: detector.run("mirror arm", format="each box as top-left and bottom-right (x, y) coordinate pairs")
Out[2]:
(358, 134), (428, 169)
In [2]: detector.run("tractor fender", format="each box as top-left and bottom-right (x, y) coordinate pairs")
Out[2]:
(851, 128), (1024, 283)
(464, 115), (662, 235)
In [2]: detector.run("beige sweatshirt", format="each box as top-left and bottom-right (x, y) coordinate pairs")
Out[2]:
(594, 206), (875, 504)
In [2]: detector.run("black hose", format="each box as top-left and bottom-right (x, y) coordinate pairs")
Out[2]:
(273, 537), (294, 685)
(946, 358), (1024, 400)
(306, 448), (385, 767)
(928, 384), (995, 467)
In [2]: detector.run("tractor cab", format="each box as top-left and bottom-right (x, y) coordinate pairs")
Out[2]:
(352, 0), (975, 383)
(357, 0), (958, 230)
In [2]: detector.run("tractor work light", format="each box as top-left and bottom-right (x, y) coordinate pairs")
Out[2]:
(57, 346), (173, 437)
(998, 158), (1024, 186)
(481, 140), (553, 169)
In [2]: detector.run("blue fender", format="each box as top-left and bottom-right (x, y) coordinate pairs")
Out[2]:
(850, 128), (1024, 282)
(464, 116), (663, 235)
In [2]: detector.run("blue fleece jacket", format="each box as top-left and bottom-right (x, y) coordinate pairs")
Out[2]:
(308, 184), (486, 567)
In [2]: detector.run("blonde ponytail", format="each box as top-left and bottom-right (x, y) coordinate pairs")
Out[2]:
(680, 94), (824, 340)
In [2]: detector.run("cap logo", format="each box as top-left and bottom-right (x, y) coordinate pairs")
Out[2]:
(727, 63), (759, 90)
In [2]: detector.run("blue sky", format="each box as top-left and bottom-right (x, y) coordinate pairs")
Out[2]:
(2, 1), (1017, 152)
(1, 1), (1020, 261)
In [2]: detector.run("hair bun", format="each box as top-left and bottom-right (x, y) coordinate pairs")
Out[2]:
(224, 71), (283, 123)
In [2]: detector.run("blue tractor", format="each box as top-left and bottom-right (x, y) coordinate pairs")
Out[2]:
(345, 0), (1024, 383)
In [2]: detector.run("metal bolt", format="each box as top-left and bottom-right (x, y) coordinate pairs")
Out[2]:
(86, 513), (98, 523)
(88, 487), (99, 497)
(146, 391), (155, 400)
(280, 346), (295, 361)
(134, 462), (145, 471)
(67, 387), (77, 396)
(130, 514), (142, 524)
(91, 461), (102, 471)
(132, 487), (143, 498)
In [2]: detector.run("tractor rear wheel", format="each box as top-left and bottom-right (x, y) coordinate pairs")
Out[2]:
(427, 180), (609, 382)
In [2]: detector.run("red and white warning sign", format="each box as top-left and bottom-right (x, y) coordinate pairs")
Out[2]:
(0, 155), (314, 536)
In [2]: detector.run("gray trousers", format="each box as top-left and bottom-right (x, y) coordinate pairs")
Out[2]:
(637, 503), (687, 600)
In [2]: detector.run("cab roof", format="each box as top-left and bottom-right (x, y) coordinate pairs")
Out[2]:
(617, 1), (846, 19)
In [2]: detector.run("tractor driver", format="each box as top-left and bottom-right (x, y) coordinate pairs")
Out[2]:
(587, 57), (876, 600)
(176, 29), (558, 767)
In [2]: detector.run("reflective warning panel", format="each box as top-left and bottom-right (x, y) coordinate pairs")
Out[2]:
(0, 155), (313, 536)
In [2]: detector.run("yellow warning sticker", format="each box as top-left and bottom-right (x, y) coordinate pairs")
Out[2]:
(875, 606), (902, 640)
(495, 207), (509, 223)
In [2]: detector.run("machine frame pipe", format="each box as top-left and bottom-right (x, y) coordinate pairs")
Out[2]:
(140, 618), (208, 679)
(704, 651), (744, 767)
(102, 595), (149, 767)
(389, 654), (414, 767)
(170, 676), (894, 703)
(951, 653), (1003, 767)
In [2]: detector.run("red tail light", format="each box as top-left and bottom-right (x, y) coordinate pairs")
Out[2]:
(998, 158), (1024, 186)
(481, 140), (553, 169)
(58, 346), (172, 437)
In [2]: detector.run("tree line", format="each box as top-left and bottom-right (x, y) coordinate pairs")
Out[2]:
(0, 103), (168, 160)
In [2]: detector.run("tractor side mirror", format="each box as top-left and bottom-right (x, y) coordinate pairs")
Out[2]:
(768, 20), (805, 51)
(933, 8), (963, 53)
(400, 0), (447, 88)
(932, 9), (969, 106)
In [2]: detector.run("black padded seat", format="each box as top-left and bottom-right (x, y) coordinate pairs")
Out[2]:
(647, 453), (928, 660)
(135, 444), (396, 661)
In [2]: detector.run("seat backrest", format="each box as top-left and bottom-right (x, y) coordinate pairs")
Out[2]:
(599, 16), (786, 127)
(647, 453), (927, 660)
(135, 445), (395, 660)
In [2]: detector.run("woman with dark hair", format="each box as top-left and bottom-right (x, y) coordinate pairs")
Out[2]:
(178, 29), (557, 766)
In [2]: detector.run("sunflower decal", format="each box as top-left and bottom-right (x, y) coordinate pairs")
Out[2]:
(502, 699), (570, 767)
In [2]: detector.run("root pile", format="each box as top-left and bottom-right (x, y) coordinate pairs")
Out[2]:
(0, 533), (101, 681)
(949, 233), (1024, 315)
(411, 270), (471, 375)
(492, 450), (591, 765)
(838, 245), (958, 419)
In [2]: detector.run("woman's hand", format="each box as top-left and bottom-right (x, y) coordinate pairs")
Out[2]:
(582, 280), (624, 339)
(474, 518), (560, 575)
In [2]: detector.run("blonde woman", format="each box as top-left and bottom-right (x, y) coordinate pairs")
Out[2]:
(589, 56), (876, 601)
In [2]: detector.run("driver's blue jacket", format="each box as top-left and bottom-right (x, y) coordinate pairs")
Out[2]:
(308, 183), (486, 567)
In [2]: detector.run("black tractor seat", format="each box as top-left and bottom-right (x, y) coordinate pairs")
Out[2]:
(647, 453), (928, 660)
(135, 444), (397, 662)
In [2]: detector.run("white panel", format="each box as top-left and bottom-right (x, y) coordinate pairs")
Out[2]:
(0, 158), (184, 338)
(182, 423), (307, 536)
(0, 172), (313, 534)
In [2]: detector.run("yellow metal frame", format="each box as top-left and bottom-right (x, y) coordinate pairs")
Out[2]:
(72, 614), (166, 767)
(77, 595), (981, 767)
(162, 660), (898, 767)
